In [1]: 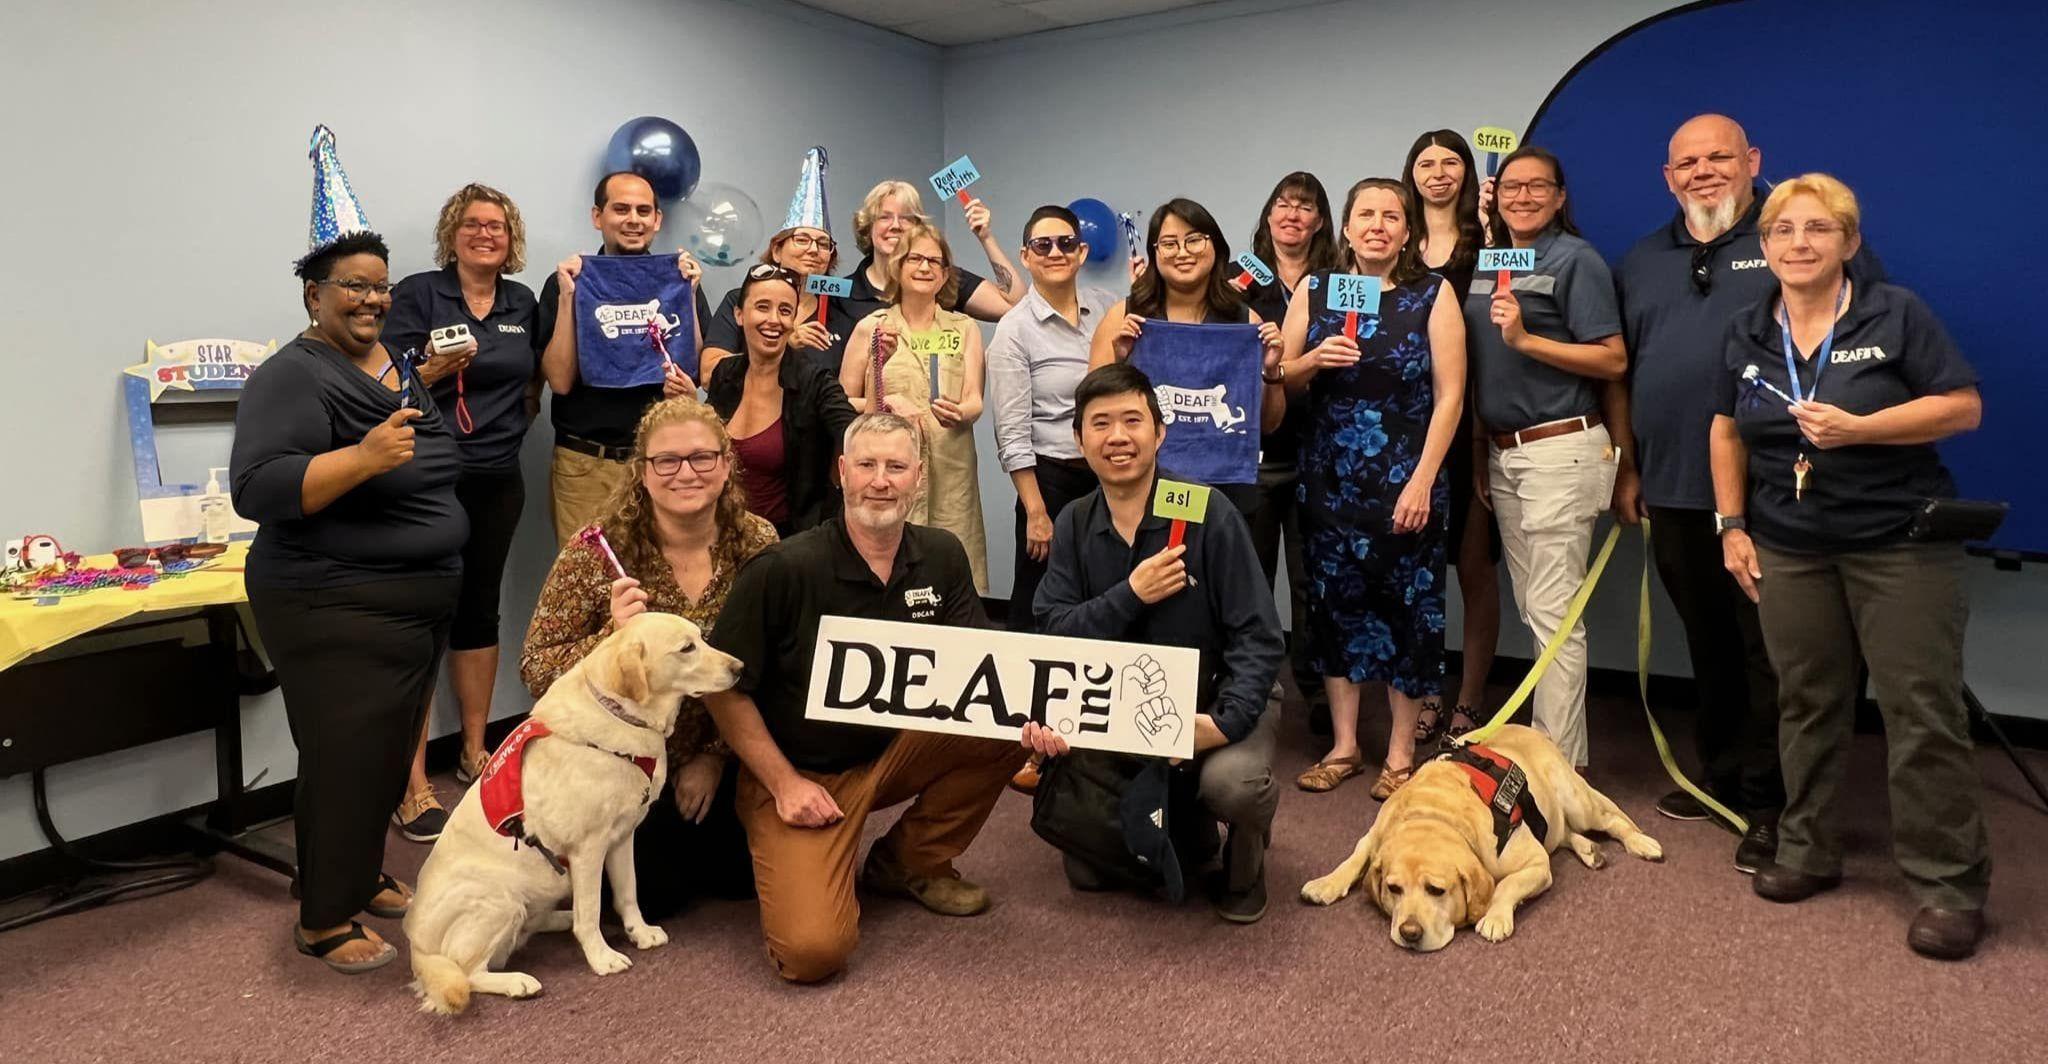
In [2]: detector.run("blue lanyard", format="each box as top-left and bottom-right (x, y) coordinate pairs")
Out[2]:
(1777, 280), (1847, 404)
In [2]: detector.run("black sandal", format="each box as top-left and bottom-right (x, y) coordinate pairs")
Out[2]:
(293, 920), (397, 974)
(1445, 704), (1480, 742)
(1413, 700), (1446, 745)
(289, 871), (410, 918)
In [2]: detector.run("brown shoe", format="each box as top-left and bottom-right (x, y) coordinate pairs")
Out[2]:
(861, 842), (991, 917)
(1369, 763), (1415, 802)
(1753, 864), (1841, 903)
(1009, 756), (1042, 796)
(1908, 907), (1985, 960)
(1296, 754), (1365, 793)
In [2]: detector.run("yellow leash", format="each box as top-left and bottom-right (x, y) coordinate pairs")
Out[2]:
(1455, 517), (1750, 833)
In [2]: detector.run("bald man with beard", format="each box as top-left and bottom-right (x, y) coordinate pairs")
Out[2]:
(1610, 115), (1882, 875)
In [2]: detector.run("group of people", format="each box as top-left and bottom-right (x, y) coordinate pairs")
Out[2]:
(227, 112), (1995, 979)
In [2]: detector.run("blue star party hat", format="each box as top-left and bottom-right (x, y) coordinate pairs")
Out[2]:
(781, 146), (831, 235)
(306, 124), (372, 250)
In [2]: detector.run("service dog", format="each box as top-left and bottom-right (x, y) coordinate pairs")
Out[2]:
(1300, 725), (1662, 951)
(405, 613), (740, 1013)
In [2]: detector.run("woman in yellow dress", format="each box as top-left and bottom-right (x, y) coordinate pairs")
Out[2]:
(841, 220), (990, 593)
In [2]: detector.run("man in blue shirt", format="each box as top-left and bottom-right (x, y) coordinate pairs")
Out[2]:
(1024, 364), (1284, 922)
(1615, 114), (1880, 874)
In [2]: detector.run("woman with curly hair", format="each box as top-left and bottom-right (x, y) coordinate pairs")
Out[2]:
(381, 183), (541, 839)
(1278, 178), (1467, 799)
(520, 396), (779, 914)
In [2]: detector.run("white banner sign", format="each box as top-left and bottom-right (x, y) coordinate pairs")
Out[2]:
(804, 617), (1201, 759)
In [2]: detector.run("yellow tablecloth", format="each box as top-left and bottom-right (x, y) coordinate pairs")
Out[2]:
(0, 541), (250, 672)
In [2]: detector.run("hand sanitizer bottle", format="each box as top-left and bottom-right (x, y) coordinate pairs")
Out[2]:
(201, 466), (231, 544)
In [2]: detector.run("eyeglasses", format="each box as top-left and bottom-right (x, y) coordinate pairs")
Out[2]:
(1154, 234), (1212, 255)
(745, 263), (802, 284)
(1024, 235), (1081, 256)
(873, 211), (921, 229)
(785, 232), (835, 252)
(1497, 179), (1559, 198)
(646, 450), (724, 476)
(1669, 152), (1740, 176)
(317, 278), (395, 300)
(1271, 199), (1318, 216)
(901, 252), (947, 270)
(1763, 221), (1845, 242)
(1690, 243), (1714, 295)
(458, 220), (508, 236)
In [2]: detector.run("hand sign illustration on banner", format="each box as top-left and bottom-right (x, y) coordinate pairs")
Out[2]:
(1123, 653), (1183, 750)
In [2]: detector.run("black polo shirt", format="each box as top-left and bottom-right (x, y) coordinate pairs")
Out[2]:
(1714, 281), (1976, 554)
(704, 284), (854, 379)
(1621, 190), (1886, 509)
(709, 516), (988, 774)
(1031, 470), (1283, 743)
(840, 254), (988, 325)
(384, 265), (540, 472)
(1241, 274), (1302, 464)
(535, 248), (714, 451)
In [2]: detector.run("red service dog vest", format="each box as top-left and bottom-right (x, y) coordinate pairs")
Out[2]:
(478, 719), (657, 873)
(1440, 743), (1550, 855)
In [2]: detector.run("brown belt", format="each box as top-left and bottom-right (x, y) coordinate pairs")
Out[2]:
(1490, 413), (1603, 450)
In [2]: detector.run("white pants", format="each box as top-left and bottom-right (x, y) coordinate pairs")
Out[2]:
(1488, 423), (1617, 767)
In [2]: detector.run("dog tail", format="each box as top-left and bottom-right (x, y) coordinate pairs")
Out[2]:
(411, 951), (471, 1016)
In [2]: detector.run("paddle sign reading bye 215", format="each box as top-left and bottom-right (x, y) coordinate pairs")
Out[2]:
(1325, 273), (1382, 341)
(929, 155), (982, 207)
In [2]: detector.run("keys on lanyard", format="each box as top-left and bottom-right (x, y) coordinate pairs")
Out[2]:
(1777, 280), (1847, 502)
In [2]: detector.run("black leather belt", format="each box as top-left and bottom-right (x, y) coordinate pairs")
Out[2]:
(557, 434), (633, 462)
(1037, 454), (1090, 472)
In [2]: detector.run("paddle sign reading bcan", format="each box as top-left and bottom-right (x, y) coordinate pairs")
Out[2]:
(1478, 247), (1535, 298)
(806, 617), (1200, 759)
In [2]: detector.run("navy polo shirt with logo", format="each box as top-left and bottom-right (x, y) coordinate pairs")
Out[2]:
(840, 253), (988, 325)
(1714, 281), (1976, 554)
(1464, 227), (1622, 432)
(1620, 191), (1886, 509)
(535, 249), (715, 451)
(709, 515), (987, 774)
(384, 265), (540, 472)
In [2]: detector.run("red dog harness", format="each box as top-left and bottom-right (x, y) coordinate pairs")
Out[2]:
(478, 718), (657, 874)
(1439, 743), (1550, 855)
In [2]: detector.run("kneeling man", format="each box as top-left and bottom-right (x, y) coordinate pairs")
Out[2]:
(706, 413), (1027, 983)
(1025, 364), (1284, 921)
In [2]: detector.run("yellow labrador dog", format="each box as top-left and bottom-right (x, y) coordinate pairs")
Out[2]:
(405, 613), (740, 1014)
(1301, 725), (1662, 951)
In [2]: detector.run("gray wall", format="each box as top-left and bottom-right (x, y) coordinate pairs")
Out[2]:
(0, 0), (942, 860)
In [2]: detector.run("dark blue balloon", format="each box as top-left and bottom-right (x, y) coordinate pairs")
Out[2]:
(603, 117), (701, 202)
(1068, 197), (1122, 271)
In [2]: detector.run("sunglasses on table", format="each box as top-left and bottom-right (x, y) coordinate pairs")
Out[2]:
(1025, 235), (1082, 256)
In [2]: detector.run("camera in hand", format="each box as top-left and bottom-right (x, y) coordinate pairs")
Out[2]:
(429, 323), (473, 356)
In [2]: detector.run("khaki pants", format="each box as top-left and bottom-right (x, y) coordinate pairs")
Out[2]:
(1488, 423), (1617, 767)
(736, 732), (1028, 983)
(1754, 541), (1989, 909)
(549, 445), (632, 547)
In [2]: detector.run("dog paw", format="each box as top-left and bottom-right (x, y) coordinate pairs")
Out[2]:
(502, 972), (542, 998)
(1624, 834), (1665, 862)
(626, 923), (669, 950)
(1299, 875), (1351, 906)
(586, 947), (633, 975)
(1475, 910), (1515, 942)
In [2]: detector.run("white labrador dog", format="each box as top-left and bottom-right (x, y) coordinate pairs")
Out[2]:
(405, 613), (740, 1014)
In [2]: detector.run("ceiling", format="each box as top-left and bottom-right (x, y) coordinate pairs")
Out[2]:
(789, 0), (1228, 46)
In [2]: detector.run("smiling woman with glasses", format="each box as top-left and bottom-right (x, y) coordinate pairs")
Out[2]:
(380, 181), (542, 822)
(523, 395), (779, 921)
(702, 152), (851, 382)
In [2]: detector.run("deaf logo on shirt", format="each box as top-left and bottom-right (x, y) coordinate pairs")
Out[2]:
(497, 323), (527, 334)
(1831, 346), (1887, 364)
(1729, 259), (1769, 270)
(904, 586), (942, 618)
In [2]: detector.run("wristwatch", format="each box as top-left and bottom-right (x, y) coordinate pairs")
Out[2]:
(1714, 513), (1747, 535)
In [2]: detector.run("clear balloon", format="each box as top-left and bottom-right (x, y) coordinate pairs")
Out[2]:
(1068, 198), (1121, 270)
(673, 183), (764, 267)
(603, 116), (701, 202)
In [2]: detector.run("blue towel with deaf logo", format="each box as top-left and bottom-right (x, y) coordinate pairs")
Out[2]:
(572, 254), (694, 388)
(1127, 321), (1262, 485)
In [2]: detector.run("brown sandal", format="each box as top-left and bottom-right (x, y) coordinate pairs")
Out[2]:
(1297, 755), (1366, 793)
(1370, 763), (1416, 801)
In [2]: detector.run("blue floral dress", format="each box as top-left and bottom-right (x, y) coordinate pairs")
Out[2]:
(1295, 271), (1449, 695)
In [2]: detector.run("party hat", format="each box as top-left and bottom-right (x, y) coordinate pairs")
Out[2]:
(307, 124), (372, 250)
(780, 146), (831, 234)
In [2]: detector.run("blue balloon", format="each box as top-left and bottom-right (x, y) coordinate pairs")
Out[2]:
(1068, 198), (1122, 271)
(603, 116), (701, 202)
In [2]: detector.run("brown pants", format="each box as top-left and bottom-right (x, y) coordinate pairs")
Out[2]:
(549, 445), (631, 547)
(736, 731), (1028, 983)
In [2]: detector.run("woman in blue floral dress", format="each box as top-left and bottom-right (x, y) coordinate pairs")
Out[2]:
(1278, 178), (1468, 800)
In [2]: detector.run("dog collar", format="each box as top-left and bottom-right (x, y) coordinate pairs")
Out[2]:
(586, 679), (656, 730)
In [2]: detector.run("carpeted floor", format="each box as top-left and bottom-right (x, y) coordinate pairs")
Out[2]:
(4, 687), (2046, 1064)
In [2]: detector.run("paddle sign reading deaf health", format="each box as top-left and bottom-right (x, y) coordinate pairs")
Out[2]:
(1228, 251), (1275, 293)
(1478, 247), (1536, 303)
(1471, 125), (1519, 177)
(806, 273), (851, 326)
(929, 155), (982, 208)
(1325, 273), (1382, 342)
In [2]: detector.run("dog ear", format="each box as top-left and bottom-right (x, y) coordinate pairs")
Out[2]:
(603, 635), (652, 704)
(1364, 850), (1387, 912)
(1456, 850), (1494, 927)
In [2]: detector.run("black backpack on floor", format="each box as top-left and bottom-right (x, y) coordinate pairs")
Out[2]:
(1029, 750), (1197, 902)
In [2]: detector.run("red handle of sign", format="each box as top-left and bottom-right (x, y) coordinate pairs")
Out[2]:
(817, 294), (830, 325)
(1344, 310), (1359, 341)
(1168, 518), (1187, 549)
(1233, 269), (1253, 290)
(956, 189), (973, 207)
(1496, 269), (1511, 293)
